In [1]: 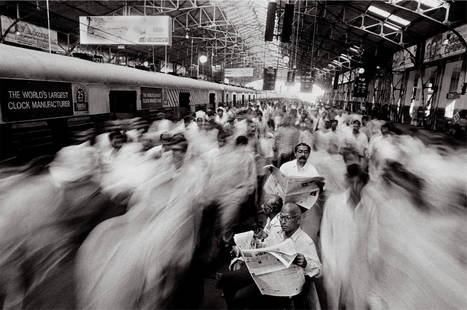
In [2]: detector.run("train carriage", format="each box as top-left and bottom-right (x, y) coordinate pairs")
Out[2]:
(0, 44), (256, 162)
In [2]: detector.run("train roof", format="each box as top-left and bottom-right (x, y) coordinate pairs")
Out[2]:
(0, 44), (254, 94)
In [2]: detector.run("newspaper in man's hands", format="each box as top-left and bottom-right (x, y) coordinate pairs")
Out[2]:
(233, 231), (305, 297)
(263, 165), (324, 210)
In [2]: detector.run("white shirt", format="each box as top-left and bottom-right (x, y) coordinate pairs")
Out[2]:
(280, 160), (320, 178)
(264, 213), (281, 234)
(347, 132), (369, 157)
(265, 227), (321, 277)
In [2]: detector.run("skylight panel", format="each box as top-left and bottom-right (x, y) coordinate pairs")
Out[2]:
(368, 5), (411, 27)
(368, 5), (390, 18)
(388, 14), (411, 26)
(384, 22), (401, 31)
(418, 0), (444, 8)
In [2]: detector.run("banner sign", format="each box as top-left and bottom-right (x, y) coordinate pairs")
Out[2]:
(0, 79), (73, 122)
(225, 67), (254, 77)
(424, 24), (467, 63)
(353, 76), (368, 98)
(392, 45), (417, 71)
(72, 84), (89, 113)
(79, 16), (172, 45)
(286, 70), (296, 84)
(263, 67), (277, 91)
(141, 87), (163, 110)
(300, 72), (314, 92)
(0, 15), (59, 51)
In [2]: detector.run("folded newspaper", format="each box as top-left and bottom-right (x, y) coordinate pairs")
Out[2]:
(263, 165), (324, 210)
(234, 231), (305, 297)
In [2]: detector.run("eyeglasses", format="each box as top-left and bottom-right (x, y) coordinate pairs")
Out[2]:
(279, 214), (299, 222)
(296, 149), (309, 154)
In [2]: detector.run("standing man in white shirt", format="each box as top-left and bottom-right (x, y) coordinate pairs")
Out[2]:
(280, 143), (320, 178)
(348, 120), (369, 158)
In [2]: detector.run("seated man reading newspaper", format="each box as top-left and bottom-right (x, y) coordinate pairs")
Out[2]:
(218, 202), (321, 310)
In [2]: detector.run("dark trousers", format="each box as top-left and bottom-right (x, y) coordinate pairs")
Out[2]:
(218, 266), (291, 310)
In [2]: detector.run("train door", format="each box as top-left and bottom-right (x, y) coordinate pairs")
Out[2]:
(109, 90), (136, 118)
(233, 94), (237, 106)
(179, 92), (190, 117)
(209, 93), (216, 110)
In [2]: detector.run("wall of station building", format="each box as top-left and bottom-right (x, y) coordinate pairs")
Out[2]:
(328, 23), (467, 130)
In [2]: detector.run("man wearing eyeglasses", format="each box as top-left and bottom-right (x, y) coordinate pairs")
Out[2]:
(218, 203), (321, 309)
(265, 203), (321, 275)
(279, 143), (320, 178)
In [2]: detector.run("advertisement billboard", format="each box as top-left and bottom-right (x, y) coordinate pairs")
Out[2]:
(392, 45), (417, 71)
(424, 24), (467, 63)
(0, 15), (59, 51)
(224, 67), (254, 77)
(79, 16), (172, 45)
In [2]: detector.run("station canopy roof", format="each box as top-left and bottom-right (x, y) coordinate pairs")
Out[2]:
(1, 0), (465, 82)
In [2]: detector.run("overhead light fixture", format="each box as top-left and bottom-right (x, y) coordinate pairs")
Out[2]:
(117, 45), (125, 49)
(199, 55), (208, 64)
(358, 67), (365, 74)
(185, 33), (189, 39)
(283, 55), (290, 63)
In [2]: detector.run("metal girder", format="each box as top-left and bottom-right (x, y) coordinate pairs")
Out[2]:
(384, 0), (450, 25)
(130, 1), (251, 61)
(347, 12), (405, 46)
(383, 0), (466, 48)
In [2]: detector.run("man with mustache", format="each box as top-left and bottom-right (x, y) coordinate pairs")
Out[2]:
(279, 143), (319, 178)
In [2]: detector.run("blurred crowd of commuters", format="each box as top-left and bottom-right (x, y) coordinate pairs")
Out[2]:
(0, 98), (466, 310)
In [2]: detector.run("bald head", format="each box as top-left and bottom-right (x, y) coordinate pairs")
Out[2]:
(279, 203), (302, 237)
(282, 203), (301, 216)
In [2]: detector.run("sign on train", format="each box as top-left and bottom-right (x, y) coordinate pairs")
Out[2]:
(0, 79), (73, 122)
(141, 87), (163, 111)
(72, 84), (89, 113)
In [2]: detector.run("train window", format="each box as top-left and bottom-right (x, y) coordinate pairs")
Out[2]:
(226, 94), (229, 103)
(109, 91), (136, 117)
(209, 93), (216, 110)
(242, 94), (245, 104)
(233, 94), (237, 104)
(179, 92), (190, 117)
